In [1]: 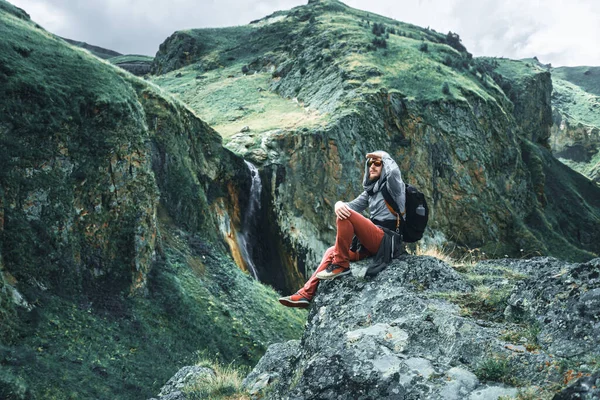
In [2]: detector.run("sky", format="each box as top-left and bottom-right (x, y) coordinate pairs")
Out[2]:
(8, 0), (600, 67)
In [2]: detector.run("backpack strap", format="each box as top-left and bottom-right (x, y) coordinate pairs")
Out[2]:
(369, 180), (405, 233)
(383, 201), (401, 233)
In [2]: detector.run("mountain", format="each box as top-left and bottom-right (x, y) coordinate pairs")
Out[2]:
(149, 0), (600, 290)
(61, 37), (122, 59)
(3, 0), (600, 398)
(61, 37), (154, 76)
(0, 2), (304, 398)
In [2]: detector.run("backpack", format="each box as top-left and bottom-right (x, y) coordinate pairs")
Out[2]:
(381, 183), (429, 243)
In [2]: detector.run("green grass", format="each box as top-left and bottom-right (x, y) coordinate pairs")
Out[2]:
(553, 66), (600, 97)
(109, 54), (154, 64)
(0, 223), (305, 399)
(308, 6), (497, 105)
(465, 266), (528, 284)
(151, 65), (330, 138)
(489, 57), (548, 83)
(0, 0), (29, 21)
(551, 77), (600, 130)
(474, 354), (519, 385)
(500, 322), (541, 351)
(151, 25), (260, 75)
(343, 40), (496, 104)
(150, 0), (503, 139)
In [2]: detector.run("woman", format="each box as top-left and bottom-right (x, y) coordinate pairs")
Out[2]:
(279, 151), (406, 308)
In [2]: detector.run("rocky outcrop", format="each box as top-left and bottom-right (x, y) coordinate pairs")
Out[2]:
(551, 119), (600, 165)
(244, 256), (600, 399)
(113, 59), (153, 76)
(552, 371), (600, 400)
(0, 8), (253, 300)
(504, 258), (600, 358)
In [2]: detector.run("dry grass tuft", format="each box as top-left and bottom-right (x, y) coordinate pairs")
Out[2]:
(413, 244), (454, 265)
(184, 358), (251, 400)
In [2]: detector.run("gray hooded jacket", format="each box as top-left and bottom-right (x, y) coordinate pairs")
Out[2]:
(345, 151), (406, 221)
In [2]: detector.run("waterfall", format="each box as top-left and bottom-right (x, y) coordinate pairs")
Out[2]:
(237, 161), (262, 280)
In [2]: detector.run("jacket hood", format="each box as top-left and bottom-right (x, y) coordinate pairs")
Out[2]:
(362, 151), (400, 192)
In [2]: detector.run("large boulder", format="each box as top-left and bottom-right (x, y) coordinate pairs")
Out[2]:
(244, 256), (600, 399)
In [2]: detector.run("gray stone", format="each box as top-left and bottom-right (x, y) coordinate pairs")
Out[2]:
(156, 365), (215, 399)
(437, 367), (479, 400)
(242, 340), (300, 396)
(553, 371), (600, 400)
(243, 256), (600, 399)
(468, 385), (518, 400)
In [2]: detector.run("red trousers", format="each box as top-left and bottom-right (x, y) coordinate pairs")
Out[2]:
(297, 210), (384, 300)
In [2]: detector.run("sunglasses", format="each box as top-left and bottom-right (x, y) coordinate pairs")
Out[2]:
(367, 159), (382, 167)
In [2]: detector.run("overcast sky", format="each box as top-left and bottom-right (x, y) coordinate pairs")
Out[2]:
(9, 0), (600, 67)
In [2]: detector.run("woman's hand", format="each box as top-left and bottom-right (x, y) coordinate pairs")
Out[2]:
(335, 201), (352, 220)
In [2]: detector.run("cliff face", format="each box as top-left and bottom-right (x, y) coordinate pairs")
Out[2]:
(243, 256), (600, 399)
(548, 65), (600, 184)
(151, 0), (600, 285)
(0, 8), (246, 298)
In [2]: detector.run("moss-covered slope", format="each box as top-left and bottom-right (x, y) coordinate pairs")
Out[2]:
(0, 3), (304, 399)
(150, 0), (599, 273)
(549, 65), (600, 183)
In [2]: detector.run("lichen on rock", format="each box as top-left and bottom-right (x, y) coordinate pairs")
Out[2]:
(244, 256), (600, 399)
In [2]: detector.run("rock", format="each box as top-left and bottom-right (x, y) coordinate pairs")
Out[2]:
(155, 366), (215, 399)
(552, 371), (600, 400)
(438, 367), (479, 400)
(242, 340), (300, 397)
(243, 257), (487, 399)
(468, 385), (518, 400)
(506, 258), (600, 357)
(244, 256), (600, 398)
(241, 126), (250, 132)
(113, 61), (152, 76)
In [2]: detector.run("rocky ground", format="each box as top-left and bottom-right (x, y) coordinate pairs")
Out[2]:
(240, 255), (600, 399)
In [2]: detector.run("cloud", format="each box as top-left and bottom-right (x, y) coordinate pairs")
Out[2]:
(10, 0), (69, 32)
(448, 0), (600, 66)
(8, 0), (307, 55)
(7, 0), (600, 66)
